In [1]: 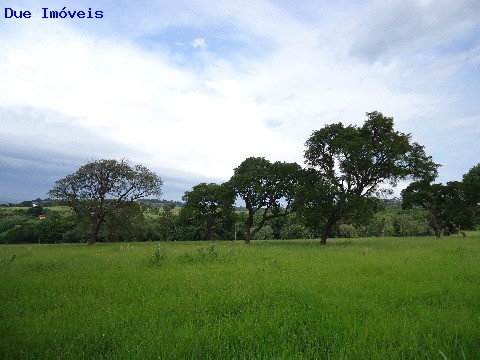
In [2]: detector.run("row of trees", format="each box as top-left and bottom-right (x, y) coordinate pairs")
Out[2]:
(43, 111), (477, 245)
(181, 111), (441, 244)
(0, 198), (441, 244)
(402, 164), (480, 237)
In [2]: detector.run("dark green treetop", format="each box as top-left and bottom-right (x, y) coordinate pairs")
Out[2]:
(228, 157), (302, 243)
(48, 159), (162, 244)
(180, 182), (235, 241)
(300, 111), (439, 244)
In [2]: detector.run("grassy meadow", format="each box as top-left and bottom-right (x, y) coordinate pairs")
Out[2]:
(1, 235), (479, 358)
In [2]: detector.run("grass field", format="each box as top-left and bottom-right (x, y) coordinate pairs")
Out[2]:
(1, 235), (479, 358)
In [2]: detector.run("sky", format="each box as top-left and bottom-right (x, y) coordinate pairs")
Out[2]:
(0, 0), (479, 202)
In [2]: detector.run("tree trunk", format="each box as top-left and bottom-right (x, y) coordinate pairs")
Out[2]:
(88, 213), (104, 245)
(207, 218), (214, 241)
(429, 214), (441, 238)
(320, 215), (337, 246)
(244, 210), (254, 244)
(88, 222), (101, 245)
(320, 231), (328, 245)
(245, 218), (266, 243)
(245, 230), (252, 244)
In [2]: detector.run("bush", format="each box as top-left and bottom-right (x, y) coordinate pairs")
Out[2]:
(337, 224), (358, 238)
(253, 225), (274, 240)
(281, 224), (311, 239)
(1, 223), (38, 244)
(149, 245), (167, 266)
(36, 213), (76, 243)
(0, 218), (19, 234)
(62, 226), (89, 243)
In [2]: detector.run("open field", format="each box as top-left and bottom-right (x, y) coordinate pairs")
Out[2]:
(1, 236), (479, 358)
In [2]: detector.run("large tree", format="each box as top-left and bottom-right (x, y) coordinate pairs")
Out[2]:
(180, 182), (235, 240)
(48, 159), (163, 244)
(462, 163), (480, 228)
(228, 157), (302, 243)
(401, 181), (456, 237)
(299, 111), (439, 245)
(462, 163), (480, 209)
(402, 164), (480, 236)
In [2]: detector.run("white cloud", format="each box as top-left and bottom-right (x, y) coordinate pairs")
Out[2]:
(1, 0), (479, 200)
(191, 38), (208, 50)
(0, 15), (300, 182)
(348, 0), (480, 62)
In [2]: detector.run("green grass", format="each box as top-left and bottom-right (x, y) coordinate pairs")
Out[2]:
(1, 236), (479, 358)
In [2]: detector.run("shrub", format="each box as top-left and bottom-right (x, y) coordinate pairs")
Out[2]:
(338, 224), (358, 238)
(253, 225), (274, 240)
(281, 224), (311, 239)
(149, 245), (167, 266)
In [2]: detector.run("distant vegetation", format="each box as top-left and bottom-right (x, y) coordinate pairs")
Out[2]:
(1, 193), (476, 245)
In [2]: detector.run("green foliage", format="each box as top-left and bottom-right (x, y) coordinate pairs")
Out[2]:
(462, 163), (480, 224)
(5, 113), (477, 244)
(101, 202), (147, 242)
(0, 195), (470, 243)
(0, 211), (77, 244)
(48, 159), (163, 244)
(337, 223), (358, 238)
(62, 226), (90, 243)
(149, 245), (167, 266)
(280, 223), (311, 239)
(364, 208), (432, 237)
(1, 223), (38, 244)
(228, 157), (302, 242)
(180, 183), (235, 240)
(36, 212), (76, 243)
(253, 225), (274, 240)
(299, 111), (439, 244)
(153, 212), (178, 241)
(402, 164), (480, 236)
(196, 244), (218, 261)
(27, 205), (44, 217)
(0, 217), (22, 234)
(177, 244), (219, 263)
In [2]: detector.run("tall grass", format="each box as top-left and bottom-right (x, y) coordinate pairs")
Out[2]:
(1, 236), (479, 358)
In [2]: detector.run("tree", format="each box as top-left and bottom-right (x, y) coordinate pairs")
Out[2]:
(299, 111), (439, 245)
(294, 169), (380, 239)
(36, 211), (77, 244)
(462, 163), (480, 215)
(48, 159), (162, 244)
(402, 164), (480, 236)
(103, 201), (146, 242)
(154, 211), (178, 241)
(228, 157), (302, 243)
(180, 183), (235, 240)
(401, 181), (447, 237)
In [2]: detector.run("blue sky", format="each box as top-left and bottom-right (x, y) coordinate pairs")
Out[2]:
(1, 0), (479, 202)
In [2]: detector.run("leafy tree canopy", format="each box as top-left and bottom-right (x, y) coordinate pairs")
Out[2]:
(462, 163), (480, 206)
(180, 182), (235, 240)
(299, 111), (439, 244)
(228, 157), (302, 243)
(402, 163), (480, 236)
(48, 159), (162, 244)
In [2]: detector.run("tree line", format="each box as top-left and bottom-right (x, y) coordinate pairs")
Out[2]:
(0, 197), (446, 244)
(2, 111), (478, 245)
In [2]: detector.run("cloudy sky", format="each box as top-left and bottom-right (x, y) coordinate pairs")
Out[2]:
(1, 0), (479, 202)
